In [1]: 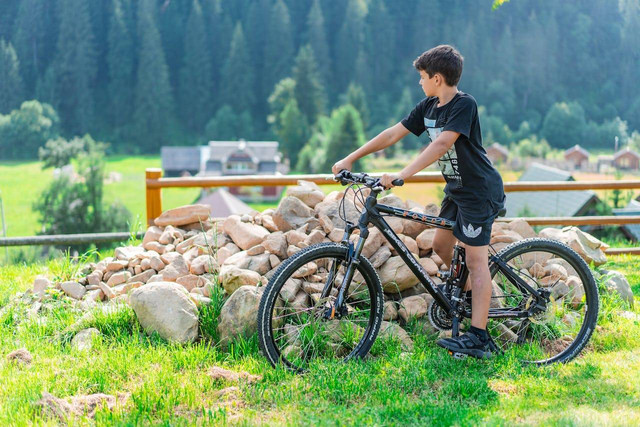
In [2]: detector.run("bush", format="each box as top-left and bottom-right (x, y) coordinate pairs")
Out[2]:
(0, 100), (60, 159)
(33, 135), (131, 251)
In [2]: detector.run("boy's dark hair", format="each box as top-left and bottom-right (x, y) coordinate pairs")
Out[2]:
(413, 45), (464, 86)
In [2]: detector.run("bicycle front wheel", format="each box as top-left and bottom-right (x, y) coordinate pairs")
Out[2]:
(488, 238), (599, 365)
(258, 243), (384, 373)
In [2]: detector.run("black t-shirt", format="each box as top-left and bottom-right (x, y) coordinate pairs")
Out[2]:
(401, 92), (504, 209)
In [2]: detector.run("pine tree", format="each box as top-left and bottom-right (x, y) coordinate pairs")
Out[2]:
(364, 0), (394, 94)
(277, 99), (310, 168)
(265, 0), (294, 92)
(11, 0), (46, 94)
(268, 77), (297, 128)
(179, 0), (214, 132)
(243, 0), (270, 117)
(0, 40), (24, 114)
(304, 0), (331, 87)
(343, 83), (369, 133)
(323, 104), (366, 171)
(107, 0), (134, 133)
(286, 0), (313, 43)
(133, 0), (174, 149)
(49, 0), (97, 134)
(220, 23), (255, 115)
(293, 45), (326, 125)
(335, 0), (366, 93)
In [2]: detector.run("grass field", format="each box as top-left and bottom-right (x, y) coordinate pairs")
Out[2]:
(0, 254), (638, 424)
(0, 156), (203, 238)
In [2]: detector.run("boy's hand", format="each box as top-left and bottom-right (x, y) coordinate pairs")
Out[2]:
(332, 158), (353, 175)
(380, 172), (404, 189)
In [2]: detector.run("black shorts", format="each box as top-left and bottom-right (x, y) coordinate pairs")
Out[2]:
(439, 195), (503, 247)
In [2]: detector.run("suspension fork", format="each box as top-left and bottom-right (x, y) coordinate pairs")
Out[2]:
(320, 217), (369, 318)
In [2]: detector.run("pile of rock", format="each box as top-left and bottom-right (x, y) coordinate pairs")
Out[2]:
(29, 180), (631, 348)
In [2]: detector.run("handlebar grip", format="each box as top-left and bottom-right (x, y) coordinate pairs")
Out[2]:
(392, 179), (404, 187)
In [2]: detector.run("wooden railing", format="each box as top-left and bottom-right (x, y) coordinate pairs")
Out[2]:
(145, 168), (640, 255)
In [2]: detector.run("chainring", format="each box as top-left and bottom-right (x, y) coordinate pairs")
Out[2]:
(428, 300), (453, 331)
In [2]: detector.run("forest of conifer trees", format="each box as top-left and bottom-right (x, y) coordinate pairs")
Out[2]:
(0, 0), (639, 165)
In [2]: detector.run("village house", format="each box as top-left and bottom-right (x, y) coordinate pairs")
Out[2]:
(613, 147), (640, 170)
(563, 144), (589, 170)
(161, 140), (289, 201)
(486, 143), (509, 165)
(613, 198), (640, 242)
(504, 163), (601, 218)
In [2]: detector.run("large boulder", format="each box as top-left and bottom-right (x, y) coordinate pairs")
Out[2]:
(223, 250), (271, 275)
(154, 204), (210, 227)
(397, 295), (428, 322)
(223, 215), (270, 250)
(539, 226), (608, 266)
(378, 256), (419, 292)
(378, 321), (413, 351)
(273, 196), (315, 232)
(314, 192), (361, 229)
(601, 270), (635, 307)
(219, 265), (263, 294)
(286, 180), (325, 208)
(217, 285), (264, 348)
(129, 282), (199, 343)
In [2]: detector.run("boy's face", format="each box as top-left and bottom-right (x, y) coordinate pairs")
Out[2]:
(419, 70), (438, 97)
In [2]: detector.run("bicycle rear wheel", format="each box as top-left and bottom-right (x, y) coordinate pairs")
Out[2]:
(258, 243), (384, 373)
(488, 238), (599, 364)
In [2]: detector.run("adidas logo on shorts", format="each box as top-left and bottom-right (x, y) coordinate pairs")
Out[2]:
(462, 223), (482, 238)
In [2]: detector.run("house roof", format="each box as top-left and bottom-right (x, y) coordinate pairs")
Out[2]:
(613, 199), (640, 241)
(161, 146), (208, 171)
(564, 144), (589, 158)
(197, 188), (257, 218)
(208, 140), (280, 163)
(504, 163), (600, 217)
(613, 147), (640, 160)
(488, 143), (509, 156)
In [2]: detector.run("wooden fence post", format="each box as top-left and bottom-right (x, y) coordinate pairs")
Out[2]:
(146, 168), (163, 226)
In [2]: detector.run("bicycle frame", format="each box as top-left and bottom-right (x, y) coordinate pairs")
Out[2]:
(331, 190), (545, 321)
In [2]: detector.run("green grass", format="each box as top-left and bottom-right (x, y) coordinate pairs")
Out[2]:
(0, 156), (200, 238)
(0, 256), (638, 425)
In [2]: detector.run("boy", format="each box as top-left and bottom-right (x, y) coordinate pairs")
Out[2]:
(332, 45), (505, 359)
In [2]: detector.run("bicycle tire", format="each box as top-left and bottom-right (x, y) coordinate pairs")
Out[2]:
(258, 242), (384, 373)
(489, 237), (599, 365)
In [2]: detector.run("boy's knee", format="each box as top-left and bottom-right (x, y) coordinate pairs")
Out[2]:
(465, 247), (489, 272)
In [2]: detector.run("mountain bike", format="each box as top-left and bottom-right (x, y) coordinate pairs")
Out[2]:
(257, 170), (599, 372)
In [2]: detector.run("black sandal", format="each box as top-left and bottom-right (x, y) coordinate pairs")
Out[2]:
(436, 331), (496, 359)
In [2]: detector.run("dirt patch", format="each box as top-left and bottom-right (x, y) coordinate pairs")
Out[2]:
(207, 366), (262, 383)
(35, 391), (129, 421)
(488, 379), (521, 395)
(6, 348), (33, 366)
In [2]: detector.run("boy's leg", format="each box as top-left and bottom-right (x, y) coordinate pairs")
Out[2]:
(464, 244), (491, 329)
(432, 228), (456, 268)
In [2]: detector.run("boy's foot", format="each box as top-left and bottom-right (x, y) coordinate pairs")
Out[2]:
(437, 328), (496, 359)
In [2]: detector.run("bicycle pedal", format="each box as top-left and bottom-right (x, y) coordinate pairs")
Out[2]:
(448, 351), (467, 360)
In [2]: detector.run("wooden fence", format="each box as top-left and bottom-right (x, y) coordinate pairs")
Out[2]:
(145, 168), (640, 256)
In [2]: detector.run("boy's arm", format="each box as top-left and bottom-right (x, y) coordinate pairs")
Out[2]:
(331, 123), (410, 174)
(379, 130), (459, 188)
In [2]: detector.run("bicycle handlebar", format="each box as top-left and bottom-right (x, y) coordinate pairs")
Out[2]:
(333, 170), (404, 191)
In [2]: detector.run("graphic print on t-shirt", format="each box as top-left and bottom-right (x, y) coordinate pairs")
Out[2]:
(424, 118), (462, 189)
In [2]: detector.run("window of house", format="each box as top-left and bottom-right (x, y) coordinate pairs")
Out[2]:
(225, 161), (254, 171)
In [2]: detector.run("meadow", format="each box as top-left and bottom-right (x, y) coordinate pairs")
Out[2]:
(1, 156), (639, 424)
(0, 252), (638, 425)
